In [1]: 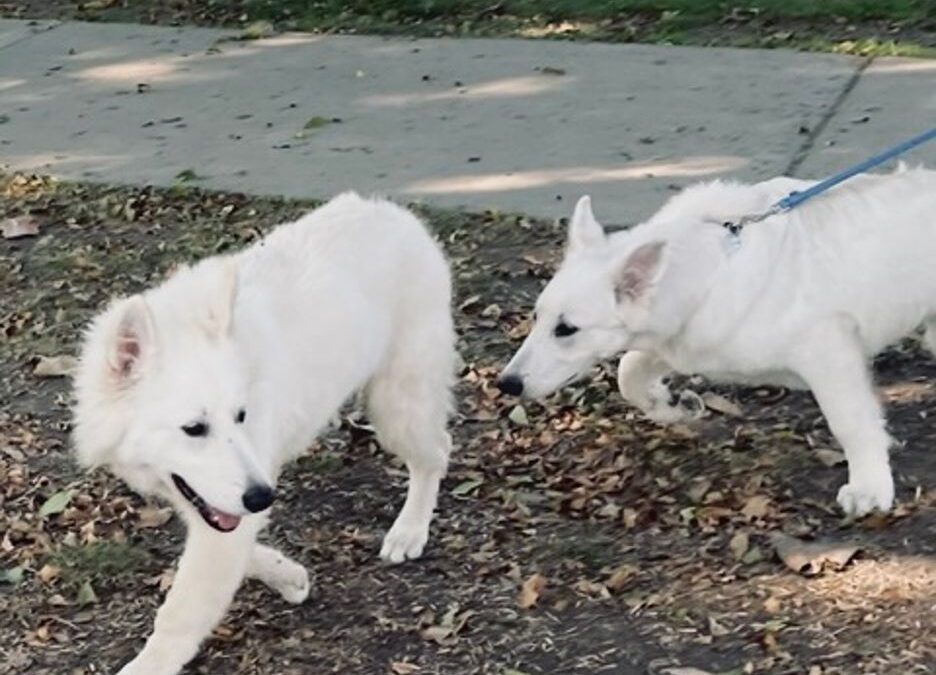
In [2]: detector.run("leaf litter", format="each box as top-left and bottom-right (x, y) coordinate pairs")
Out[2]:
(1, 170), (936, 674)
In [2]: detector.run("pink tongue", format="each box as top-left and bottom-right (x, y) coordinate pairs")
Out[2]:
(208, 508), (241, 531)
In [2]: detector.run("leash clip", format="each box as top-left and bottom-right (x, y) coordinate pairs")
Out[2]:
(722, 221), (743, 254)
(720, 204), (782, 254)
(723, 220), (744, 237)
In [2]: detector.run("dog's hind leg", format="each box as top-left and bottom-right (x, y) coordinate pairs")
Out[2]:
(367, 313), (455, 564)
(117, 516), (265, 675)
(790, 316), (895, 517)
(247, 543), (310, 604)
(617, 351), (702, 423)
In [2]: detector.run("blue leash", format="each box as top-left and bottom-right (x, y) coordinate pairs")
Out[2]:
(723, 127), (936, 238)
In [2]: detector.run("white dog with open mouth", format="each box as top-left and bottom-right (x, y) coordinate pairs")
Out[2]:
(500, 167), (936, 518)
(73, 192), (455, 675)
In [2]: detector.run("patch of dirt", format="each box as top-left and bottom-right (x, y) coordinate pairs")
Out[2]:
(2, 172), (936, 675)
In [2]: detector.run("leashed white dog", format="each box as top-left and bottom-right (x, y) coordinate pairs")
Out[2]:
(500, 167), (936, 518)
(73, 193), (455, 675)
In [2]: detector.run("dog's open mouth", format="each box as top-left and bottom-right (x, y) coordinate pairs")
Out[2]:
(171, 474), (242, 533)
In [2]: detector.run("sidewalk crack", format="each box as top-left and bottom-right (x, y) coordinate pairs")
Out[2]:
(785, 56), (873, 176)
(0, 21), (59, 53)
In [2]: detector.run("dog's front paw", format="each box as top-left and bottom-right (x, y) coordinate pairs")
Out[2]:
(266, 557), (311, 604)
(837, 474), (894, 517)
(380, 517), (428, 564)
(645, 387), (705, 424)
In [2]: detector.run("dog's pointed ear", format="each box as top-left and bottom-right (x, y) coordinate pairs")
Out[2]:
(108, 295), (154, 380)
(615, 241), (666, 303)
(568, 195), (605, 252)
(207, 259), (238, 339)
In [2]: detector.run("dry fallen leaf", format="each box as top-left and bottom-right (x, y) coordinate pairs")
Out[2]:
(458, 294), (481, 311)
(741, 495), (771, 520)
(518, 573), (547, 609)
(508, 405), (529, 426)
(81, 0), (119, 8)
(37, 564), (60, 585)
(1, 216), (41, 239)
(622, 507), (639, 529)
(763, 596), (782, 613)
(38, 489), (75, 518)
(769, 532), (861, 575)
(573, 578), (610, 598)
(145, 567), (176, 591)
(661, 668), (717, 675)
(686, 477), (712, 503)
(1, 566), (24, 586)
(239, 20), (275, 40)
(729, 531), (749, 560)
(420, 625), (452, 643)
(33, 355), (78, 378)
(76, 580), (97, 605)
(391, 662), (420, 675)
(701, 392), (743, 417)
(212, 624), (236, 639)
(762, 629), (782, 655)
(137, 506), (173, 529)
(708, 615), (730, 637)
(420, 607), (474, 644)
(814, 448), (846, 467)
(606, 564), (638, 592)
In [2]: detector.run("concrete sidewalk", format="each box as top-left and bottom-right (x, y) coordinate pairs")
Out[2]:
(1, 19), (934, 224)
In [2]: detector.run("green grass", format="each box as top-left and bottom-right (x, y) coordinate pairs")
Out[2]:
(246, 0), (935, 25)
(817, 36), (936, 57)
(40, 0), (931, 55)
(48, 541), (151, 591)
(234, 0), (935, 55)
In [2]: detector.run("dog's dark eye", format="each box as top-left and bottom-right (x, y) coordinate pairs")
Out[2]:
(235, 408), (246, 424)
(182, 421), (209, 438)
(554, 321), (579, 338)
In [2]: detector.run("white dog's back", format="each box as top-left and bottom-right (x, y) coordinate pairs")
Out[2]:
(648, 168), (936, 367)
(233, 192), (454, 461)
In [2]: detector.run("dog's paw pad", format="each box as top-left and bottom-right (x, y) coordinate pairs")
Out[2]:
(676, 390), (705, 418)
(380, 521), (428, 564)
(837, 479), (894, 517)
(644, 390), (704, 424)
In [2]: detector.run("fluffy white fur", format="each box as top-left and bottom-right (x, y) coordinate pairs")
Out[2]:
(73, 192), (455, 675)
(501, 167), (936, 518)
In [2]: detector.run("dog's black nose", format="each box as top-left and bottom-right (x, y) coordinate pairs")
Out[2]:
(497, 374), (524, 397)
(242, 484), (275, 513)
